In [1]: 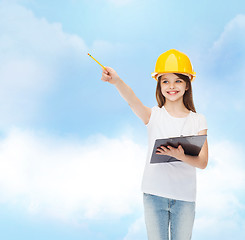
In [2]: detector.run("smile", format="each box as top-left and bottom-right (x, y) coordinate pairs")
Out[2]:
(167, 91), (179, 95)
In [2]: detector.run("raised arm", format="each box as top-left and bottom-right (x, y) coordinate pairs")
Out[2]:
(101, 67), (151, 125)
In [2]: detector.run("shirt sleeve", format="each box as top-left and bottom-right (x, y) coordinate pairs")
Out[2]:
(198, 114), (208, 132)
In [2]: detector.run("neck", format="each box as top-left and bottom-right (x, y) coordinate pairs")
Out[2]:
(164, 99), (189, 117)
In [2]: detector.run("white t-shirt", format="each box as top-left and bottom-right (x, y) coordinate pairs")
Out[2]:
(141, 106), (208, 202)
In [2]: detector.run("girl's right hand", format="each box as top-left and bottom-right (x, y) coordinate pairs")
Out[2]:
(101, 67), (121, 85)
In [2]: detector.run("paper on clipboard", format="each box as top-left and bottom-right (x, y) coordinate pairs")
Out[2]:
(150, 135), (207, 164)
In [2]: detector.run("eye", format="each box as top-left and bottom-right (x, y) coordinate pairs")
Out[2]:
(176, 79), (183, 83)
(162, 80), (168, 84)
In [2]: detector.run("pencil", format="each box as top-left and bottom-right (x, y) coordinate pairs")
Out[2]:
(88, 53), (106, 69)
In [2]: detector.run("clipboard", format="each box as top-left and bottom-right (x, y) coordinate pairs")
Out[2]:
(150, 135), (207, 164)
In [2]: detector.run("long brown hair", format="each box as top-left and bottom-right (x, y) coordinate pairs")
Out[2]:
(155, 73), (196, 112)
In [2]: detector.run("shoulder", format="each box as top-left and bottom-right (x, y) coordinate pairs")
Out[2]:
(151, 105), (167, 116)
(190, 111), (206, 120)
(150, 105), (161, 114)
(152, 105), (160, 110)
(145, 106), (162, 126)
(190, 112), (208, 131)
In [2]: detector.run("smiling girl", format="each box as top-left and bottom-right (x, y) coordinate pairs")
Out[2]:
(101, 49), (208, 240)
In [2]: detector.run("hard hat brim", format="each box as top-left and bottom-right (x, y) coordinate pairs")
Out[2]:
(151, 72), (196, 81)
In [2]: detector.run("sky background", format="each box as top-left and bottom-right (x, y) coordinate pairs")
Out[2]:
(0, 0), (245, 239)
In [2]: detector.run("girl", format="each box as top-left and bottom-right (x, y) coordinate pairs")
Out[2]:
(100, 49), (208, 240)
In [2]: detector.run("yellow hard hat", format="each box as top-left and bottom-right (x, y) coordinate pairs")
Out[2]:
(151, 49), (196, 81)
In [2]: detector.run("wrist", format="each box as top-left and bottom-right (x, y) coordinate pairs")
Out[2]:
(178, 154), (186, 162)
(113, 78), (123, 87)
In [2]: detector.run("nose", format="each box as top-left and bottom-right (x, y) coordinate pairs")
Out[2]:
(169, 82), (175, 89)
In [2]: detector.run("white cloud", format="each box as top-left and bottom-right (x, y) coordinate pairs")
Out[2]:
(0, 128), (146, 222)
(123, 217), (147, 240)
(194, 140), (245, 238)
(0, 2), (88, 127)
(122, 139), (245, 240)
(212, 14), (245, 54)
(121, 139), (245, 239)
(0, 2), (244, 238)
(208, 14), (245, 80)
(195, 14), (245, 114)
(1, 127), (245, 239)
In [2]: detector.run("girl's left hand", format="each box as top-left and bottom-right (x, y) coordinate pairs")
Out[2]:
(156, 145), (185, 160)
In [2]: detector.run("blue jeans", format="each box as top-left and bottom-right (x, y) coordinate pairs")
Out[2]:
(143, 193), (195, 240)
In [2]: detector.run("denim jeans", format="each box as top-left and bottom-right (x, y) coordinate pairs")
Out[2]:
(143, 193), (195, 240)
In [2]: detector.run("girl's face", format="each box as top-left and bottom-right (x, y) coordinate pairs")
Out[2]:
(159, 73), (188, 103)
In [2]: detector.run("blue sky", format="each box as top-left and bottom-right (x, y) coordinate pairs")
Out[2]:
(0, 0), (245, 239)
